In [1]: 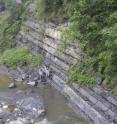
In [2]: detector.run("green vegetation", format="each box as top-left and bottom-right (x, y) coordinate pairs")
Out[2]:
(36, 0), (77, 23)
(69, 63), (96, 86)
(0, 0), (116, 91)
(65, 0), (117, 88)
(0, 48), (43, 68)
(22, 25), (31, 33)
(0, 0), (43, 70)
(36, 0), (117, 90)
(0, 0), (30, 51)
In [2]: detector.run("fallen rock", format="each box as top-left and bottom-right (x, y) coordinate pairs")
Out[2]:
(17, 67), (26, 80)
(27, 81), (36, 86)
(34, 118), (49, 124)
(8, 83), (17, 89)
(0, 108), (2, 113)
(17, 96), (45, 118)
(0, 91), (45, 123)
(8, 117), (31, 124)
(2, 105), (8, 109)
(94, 72), (103, 85)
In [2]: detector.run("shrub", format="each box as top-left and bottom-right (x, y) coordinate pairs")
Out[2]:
(36, 0), (77, 22)
(60, 0), (117, 89)
(0, 48), (43, 68)
(69, 64), (96, 86)
(0, 0), (31, 51)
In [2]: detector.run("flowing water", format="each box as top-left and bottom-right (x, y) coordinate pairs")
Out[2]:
(0, 74), (92, 124)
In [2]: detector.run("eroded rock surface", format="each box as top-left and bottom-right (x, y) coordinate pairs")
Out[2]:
(0, 91), (45, 124)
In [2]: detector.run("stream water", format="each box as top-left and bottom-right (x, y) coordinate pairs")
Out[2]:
(0, 74), (92, 124)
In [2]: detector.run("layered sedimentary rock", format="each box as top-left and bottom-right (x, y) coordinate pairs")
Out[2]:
(15, 20), (117, 124)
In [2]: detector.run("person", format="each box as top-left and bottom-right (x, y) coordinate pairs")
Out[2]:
(41, 71), (47, 83)
(48, 68), (53, 79)
(43, 65), (50, 77)
(43, 64), (53, 79)
(38, 68), (43, 81)
(34, 80), (38, 87)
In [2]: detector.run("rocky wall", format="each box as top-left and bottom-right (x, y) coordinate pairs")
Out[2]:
(15, 20), (117, 124)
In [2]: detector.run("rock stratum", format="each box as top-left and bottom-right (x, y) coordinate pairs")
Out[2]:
(15, 20), (117, 124)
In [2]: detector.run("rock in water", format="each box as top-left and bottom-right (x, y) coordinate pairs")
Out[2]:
(27, 81), (36, 86)
(0, 119), (5, 124)
(35, 118), (49, 124)
(0, 91), (45, 123)
(8, 83), (17, 89)
(8, 118), (31, 124)
(17, 97), (45, 118)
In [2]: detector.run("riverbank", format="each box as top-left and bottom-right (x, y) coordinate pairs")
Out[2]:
(0, 66), (92, 124)
(0, 62), (117, 124)
(14, 19), (117, 124)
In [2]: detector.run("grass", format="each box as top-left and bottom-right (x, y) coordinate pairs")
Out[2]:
(0, 48), (44, 68)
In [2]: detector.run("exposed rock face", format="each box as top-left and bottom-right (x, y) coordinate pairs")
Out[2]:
(0, 91), (45, 124)
(28, 0), (37, 13)
(15, 20), (117, 124)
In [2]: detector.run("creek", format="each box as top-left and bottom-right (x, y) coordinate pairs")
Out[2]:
(0, 74), (92, 124)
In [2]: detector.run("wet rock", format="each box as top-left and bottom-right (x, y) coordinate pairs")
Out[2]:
(8, 83), (17, 89)
(0, 91), (45, 123)
(8, 121), (16, 124)
(2, 105), (8, 109)
(0, 119), (5, 124)
(94, 73), (103, 85)
(15, 78), (23, 82)
(8, 117), (31, 124)
(0, 106), (3, 112)
(34, 118), (49, 124)
(8, 69), (20, 81)
(17, 67), (26, 80)
(16, 96), (45, 118)
(31, 70), (39, 79)
(113, 117), (117, 124)
(0, 66), (9, 75)
(27, 81), (38, 87)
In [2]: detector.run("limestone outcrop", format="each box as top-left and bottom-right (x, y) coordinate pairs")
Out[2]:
(15, 20), (117, 124)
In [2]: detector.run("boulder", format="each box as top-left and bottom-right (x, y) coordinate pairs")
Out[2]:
(16, 96), (45, 118)
(8, 83), (17, 89)
(0, 91), (45, 123)
(27, 81), (36, 86)
(0, 119), (5, 124)
(93, 72), (103, 85)
(8, 118), (31, 124)
(17, 67), (26, 80)
(34, 118), (49, 124)
(27, 81), (38, 87)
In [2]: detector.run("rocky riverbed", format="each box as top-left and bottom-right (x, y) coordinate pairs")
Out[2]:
(0, 91), (45, 124)
(0, 66), (92, 124)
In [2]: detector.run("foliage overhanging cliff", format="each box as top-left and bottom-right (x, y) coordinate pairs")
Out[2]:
(0, 0), (117, 93)
(0, 0), (30, 51)
(36, 0), (117, 90)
